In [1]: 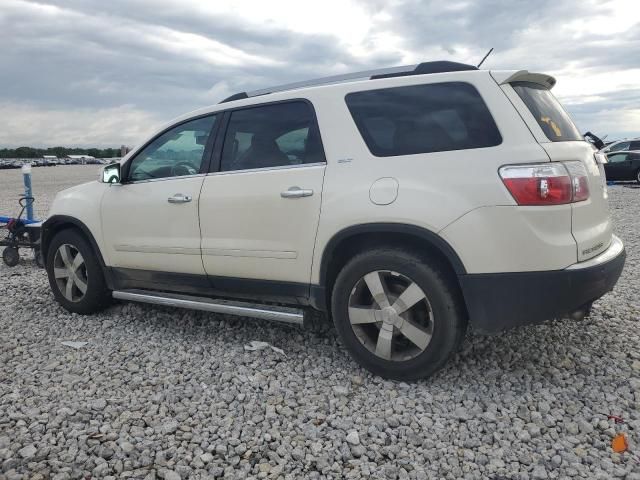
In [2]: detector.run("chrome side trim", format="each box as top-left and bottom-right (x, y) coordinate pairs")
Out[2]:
(127, 173), (206, 185)
(566, 235), (624, 270)
(201, 248), (297, 259)
(205, 162), (325, 177)
(114, 245), (201, 255)
(112, 289), (304, 325)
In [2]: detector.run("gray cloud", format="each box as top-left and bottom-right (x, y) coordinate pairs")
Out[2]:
(0, 0), (638, 146)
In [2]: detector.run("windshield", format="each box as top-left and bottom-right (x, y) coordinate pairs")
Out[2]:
(512, 82), (582, 142)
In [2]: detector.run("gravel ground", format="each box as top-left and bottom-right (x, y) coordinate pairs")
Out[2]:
(0, 165), (101, 220)
(1, 168), (639, 480)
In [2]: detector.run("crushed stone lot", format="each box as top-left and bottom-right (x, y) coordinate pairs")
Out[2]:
(1, 166), (639, 480)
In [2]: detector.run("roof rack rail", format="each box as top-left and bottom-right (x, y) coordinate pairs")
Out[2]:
(219, 61), (478, 104)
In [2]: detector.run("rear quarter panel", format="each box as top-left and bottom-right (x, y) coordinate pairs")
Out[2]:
(308, 71), (576, 280)
(498, 82), (613, 263)
(539, 141), (612, 261)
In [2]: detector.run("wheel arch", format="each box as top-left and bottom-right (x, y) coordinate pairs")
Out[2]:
(42, 215), (113, 288)
(314, 223), (467, 311)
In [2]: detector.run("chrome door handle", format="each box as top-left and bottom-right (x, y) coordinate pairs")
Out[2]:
(281, 187), (313, 198)
(168, 193), (192, 204)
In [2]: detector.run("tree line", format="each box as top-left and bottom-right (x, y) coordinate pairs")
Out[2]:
(0, 146), (122, 158)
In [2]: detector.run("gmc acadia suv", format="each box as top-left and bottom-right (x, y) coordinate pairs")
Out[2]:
(41, 61), (625, 380)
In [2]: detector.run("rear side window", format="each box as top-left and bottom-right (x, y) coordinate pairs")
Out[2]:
(220, 101), (325, 172)
(511, 82), (582, 142)
(345, 82), (502, 157)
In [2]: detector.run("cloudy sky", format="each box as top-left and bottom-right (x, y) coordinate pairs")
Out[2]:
(0, 0), (638, 147)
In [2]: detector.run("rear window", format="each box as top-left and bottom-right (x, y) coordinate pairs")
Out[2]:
(511, 82), (582, 142)
(345, 82), (502, 157)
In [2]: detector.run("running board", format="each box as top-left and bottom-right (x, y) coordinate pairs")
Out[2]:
(112, 289), (304, 325)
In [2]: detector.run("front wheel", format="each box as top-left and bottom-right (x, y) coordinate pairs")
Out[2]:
(331, 248), (467, 380)
(636, 169), (640, 185)
(46, 229), (111, 314)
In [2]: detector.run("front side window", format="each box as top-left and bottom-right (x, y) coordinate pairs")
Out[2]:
(345, 82), (502, 157)
(220, 101), (325, 172)
(128, 115), (217, 181)
(511, 82), (582, 142)
(608, 153), (628, 163)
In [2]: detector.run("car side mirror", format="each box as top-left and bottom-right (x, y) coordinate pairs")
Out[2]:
(101, 163), (121, 184)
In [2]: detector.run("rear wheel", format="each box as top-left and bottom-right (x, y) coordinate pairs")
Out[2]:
(331, 248), (467, 380)
(46, 229), (111, 314)
(636, 168), (640, 185)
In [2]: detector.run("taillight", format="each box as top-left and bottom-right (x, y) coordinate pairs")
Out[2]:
(564, 161), (590, 202)
(499, 162), (590, 206)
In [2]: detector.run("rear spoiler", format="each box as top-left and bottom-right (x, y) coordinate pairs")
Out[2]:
(490, 70), (556, 89)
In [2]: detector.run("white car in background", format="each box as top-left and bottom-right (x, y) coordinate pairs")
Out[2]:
(40, 61), (625, 380)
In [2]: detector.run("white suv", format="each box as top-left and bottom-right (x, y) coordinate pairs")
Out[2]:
(42, 61), (625, 380)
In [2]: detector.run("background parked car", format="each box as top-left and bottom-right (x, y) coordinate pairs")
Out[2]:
(600, 138), (640, 154)
(605, 151), (640, 183)
(6, 160), (22, 169)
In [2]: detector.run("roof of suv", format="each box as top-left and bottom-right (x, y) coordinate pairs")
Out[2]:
(220, 61), (479, 104)
(122, 62), (554, 166)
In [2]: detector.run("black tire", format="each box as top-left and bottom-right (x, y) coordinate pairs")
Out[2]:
(636, 169), (640, 185)
(46, 229), (111, 314)
(331, 248), (467, 381)
(2, 247), (20, 267)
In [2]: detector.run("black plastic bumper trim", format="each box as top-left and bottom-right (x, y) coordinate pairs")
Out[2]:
(459, 247), (626, 334)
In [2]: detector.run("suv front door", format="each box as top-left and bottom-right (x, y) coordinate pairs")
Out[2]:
(199, 101), (326, 296)
(101, 115), (218, 288)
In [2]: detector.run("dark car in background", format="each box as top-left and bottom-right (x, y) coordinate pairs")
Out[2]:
(605, 151), (640, 183)
(600, 139), (640, 154)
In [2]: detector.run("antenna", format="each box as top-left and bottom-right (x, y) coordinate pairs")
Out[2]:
(477, 48), (494, 68)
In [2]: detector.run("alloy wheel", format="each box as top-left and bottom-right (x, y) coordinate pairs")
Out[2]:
(53, 244), (88, 302)
(347, 270), (434, 362)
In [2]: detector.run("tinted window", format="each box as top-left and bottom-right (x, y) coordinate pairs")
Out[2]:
(129, 115), (216, 181)
(512, 82), (582, 142)
(630, 141), (640, 151)
(609, 141), (630, 152)
(345, 82), (501, 157)
(220, 101), (325, 171)
(608, 153), (628, 163)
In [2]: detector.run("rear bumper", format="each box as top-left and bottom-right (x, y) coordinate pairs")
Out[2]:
(459, 235), (626, 334)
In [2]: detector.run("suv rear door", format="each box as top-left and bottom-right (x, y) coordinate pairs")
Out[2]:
(495, 73), (612, 262)
(198, 100), (326, 292)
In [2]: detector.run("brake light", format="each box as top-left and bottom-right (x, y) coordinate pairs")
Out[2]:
(499, 162), (590, 206)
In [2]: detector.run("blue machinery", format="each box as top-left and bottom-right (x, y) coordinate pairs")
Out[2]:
(0, 164), (43, 267)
